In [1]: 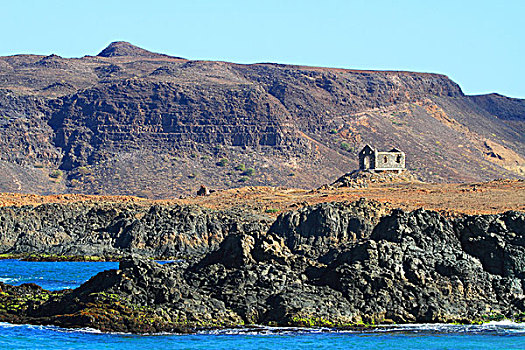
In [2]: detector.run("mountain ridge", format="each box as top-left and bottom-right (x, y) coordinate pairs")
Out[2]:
(0, 42), (523, 197)
(96, 41), (179, 59)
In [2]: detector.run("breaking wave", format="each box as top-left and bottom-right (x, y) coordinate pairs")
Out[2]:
(198, 323), (525, 336)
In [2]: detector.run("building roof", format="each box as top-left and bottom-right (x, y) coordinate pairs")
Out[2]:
(360, 144), (374, 153)
(360, 145), (404, 153)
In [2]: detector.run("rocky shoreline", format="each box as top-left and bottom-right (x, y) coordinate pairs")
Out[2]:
(0, 200), (524, 333)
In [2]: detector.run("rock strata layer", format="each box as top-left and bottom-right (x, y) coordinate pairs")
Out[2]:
(0, 43), (523, 196)
(0, 201), (524, 333)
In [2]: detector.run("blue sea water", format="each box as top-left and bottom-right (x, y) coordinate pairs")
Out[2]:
(0, 259), (119, 290)
(1, 259), (524, 349)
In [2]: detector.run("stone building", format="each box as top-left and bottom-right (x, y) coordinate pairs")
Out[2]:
(358, 145), (405, 172)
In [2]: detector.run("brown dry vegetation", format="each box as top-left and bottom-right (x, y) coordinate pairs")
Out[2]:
(1, 180), (523, 217)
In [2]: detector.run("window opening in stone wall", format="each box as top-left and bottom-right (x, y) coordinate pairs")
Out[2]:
(396, 155), (401, 163)
(384, 156), (388, 163)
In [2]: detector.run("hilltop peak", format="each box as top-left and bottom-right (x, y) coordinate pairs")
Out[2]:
(97, 41), (164, 58)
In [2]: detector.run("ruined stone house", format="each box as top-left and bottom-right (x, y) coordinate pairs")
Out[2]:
(358, 145), (405, 172)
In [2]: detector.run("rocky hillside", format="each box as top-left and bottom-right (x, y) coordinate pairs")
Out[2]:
(0, 42), (523, 197)
(0, 201), (524, 332)
(469, 93), (525, 136)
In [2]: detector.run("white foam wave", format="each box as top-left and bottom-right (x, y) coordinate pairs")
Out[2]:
(0, 277), (17, 283)
(0, 276), (45, 284)
(353, 322), (525, 334)
(0, 322), (104, 335)
(200, 326), (335, 335)
(2, 321), (524, 336)
(199, 323), (525, 336)
(49, 325), (139, 336)
(0, 322), (26, 328)
(485, 319), (523, 326)
(0, 322), (52, 332)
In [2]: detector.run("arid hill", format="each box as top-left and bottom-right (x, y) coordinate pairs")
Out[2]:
(0, 42), (523, 197)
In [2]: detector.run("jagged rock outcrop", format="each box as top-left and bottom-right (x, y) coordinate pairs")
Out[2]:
(1, 202), (523, 333)
(0, 203), (272, 259)
(268, 199), (387, 259)
(457, 211), (525, 278)
(327, 169), (420, 189)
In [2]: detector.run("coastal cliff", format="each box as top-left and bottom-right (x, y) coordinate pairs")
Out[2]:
(0, 200), (523, 333)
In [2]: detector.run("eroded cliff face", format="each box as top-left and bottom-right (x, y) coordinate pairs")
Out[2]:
(48, 79), (296, 170)
(0, 202), (272, 259)
(0, 42), (523, 196)
(0, 201), (523, 333)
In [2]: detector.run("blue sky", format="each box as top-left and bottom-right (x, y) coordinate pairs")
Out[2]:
(1, 0), (523, 98)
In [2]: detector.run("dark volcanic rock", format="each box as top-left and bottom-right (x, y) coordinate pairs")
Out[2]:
(1, 201), (524, 333)
(457, 211), (525, 278)
(268, 199), (387, 260)
(0, 203), (272, 259)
